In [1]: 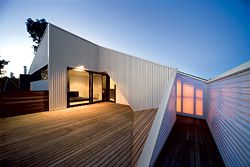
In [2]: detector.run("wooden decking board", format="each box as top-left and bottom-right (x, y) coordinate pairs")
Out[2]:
(1, 104), (127, 147)
(69, 131), (132, 167)
(50, 125), (132, 167)
(1, 108), (130, 162)
(59, 127), (130, 166)
(18, 104), (124, 132)
(78, 127), (132, 167)
(1, 102), (125, 130)
(133, 111), (154, 145)
(24, 116), (132, 167)
(154, 115), (225, 167)
(131, 108), (157, 167)
(103, 138), (132, 167)
(29, 123), (130, 167)
(131, 112), (155, 165)
(1, 103), (157, 167)
(133, 109), (155, 135)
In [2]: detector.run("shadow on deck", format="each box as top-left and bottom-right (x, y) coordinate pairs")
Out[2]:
(154, 115), (225, 167)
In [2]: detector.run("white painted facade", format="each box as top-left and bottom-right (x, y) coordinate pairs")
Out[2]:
(29, 23), (250, 167)
(99, 47), (177, 111)
(29, 23), (178, 167)
(30, 23), (177, 111)
(28, 26), (49, 74)
(206, 61), (250, 167)
(138, 72), (177, 167)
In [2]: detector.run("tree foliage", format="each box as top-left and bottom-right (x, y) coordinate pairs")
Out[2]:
(26, 18), (48, 53)
(0, 57), (9, 77)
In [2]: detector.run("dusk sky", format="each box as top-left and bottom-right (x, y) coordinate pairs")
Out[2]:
(0, 0), (249, 79)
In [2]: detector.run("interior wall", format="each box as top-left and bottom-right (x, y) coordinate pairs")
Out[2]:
(69, 70), (89, 98)
(93, 74), (102, 100)
(206, 66), (250, 167)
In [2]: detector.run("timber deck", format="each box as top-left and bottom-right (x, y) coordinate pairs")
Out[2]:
(154, 115), (225, 167)
(0, 102), (156, 167)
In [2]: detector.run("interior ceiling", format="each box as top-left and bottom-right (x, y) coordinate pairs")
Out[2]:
(69, 69), (89, 77)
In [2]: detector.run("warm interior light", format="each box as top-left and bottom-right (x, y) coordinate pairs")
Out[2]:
(177, 80), (181, 112)
(176, 79), (203, 116)
(74, 65), (85, 71)
(177, 80), (181, 96)
(183, 84), (194, 114)
(183, 84), (194, 97)
(196, 89), (203, 115)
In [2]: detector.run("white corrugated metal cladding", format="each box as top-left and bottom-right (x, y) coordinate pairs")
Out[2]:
(150, 76), (177, 166)
(99, 47), (177, 111)
(29, 23), (250, 167)
(28, 25), (49, 74)
(206, 61), (250, 167)
(138, 72), (177, 167)
(30, 23), (178, 167)
(47, 23), (177, 111)
(48, 24), (99, 110)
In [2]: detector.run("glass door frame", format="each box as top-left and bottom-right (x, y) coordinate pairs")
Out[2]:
(67, 67), (116, 108)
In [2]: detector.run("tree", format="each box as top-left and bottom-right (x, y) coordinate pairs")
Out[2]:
(0, 57), (9, 77)
(26, 18), (48, 53)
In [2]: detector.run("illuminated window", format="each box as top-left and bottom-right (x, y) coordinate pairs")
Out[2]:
(183, 84), (194, 97)
(177, 80), (181, 112)
(176, 80), (203, 116)
(177, 97), (181, 112)
(196, 89), (203, 115)
(183, 84), (194, 114)
(177, 80), (181, 96)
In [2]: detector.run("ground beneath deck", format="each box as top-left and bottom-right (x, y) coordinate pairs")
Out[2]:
(0, 102), (156, 167)
(154, 115), (225, 167)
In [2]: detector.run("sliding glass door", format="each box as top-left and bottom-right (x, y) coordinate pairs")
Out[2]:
(68, 69), (90, 106)
(67, 67), (116, 107)
(93, 73), (103, 102)
(109, 78), (116, 102)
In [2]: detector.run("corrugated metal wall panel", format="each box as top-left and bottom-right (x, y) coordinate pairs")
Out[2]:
(137, 71), (177, 167)
(28, 26), (49, 74)
(99, 47), (177, 111)
(48, 24), (99, 110)
(206, 67), (250, 167)
(48, 23), (177, 111)
(176, 73), (207, 119)
(149, 76), (177, 166)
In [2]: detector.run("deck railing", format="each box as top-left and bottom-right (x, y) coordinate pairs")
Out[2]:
(0, 91), (49, 118)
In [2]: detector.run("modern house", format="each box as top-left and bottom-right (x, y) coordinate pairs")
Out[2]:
(28, 23), (250, 167)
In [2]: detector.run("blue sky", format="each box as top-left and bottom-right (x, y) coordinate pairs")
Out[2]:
(0, 0), (249, 79)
